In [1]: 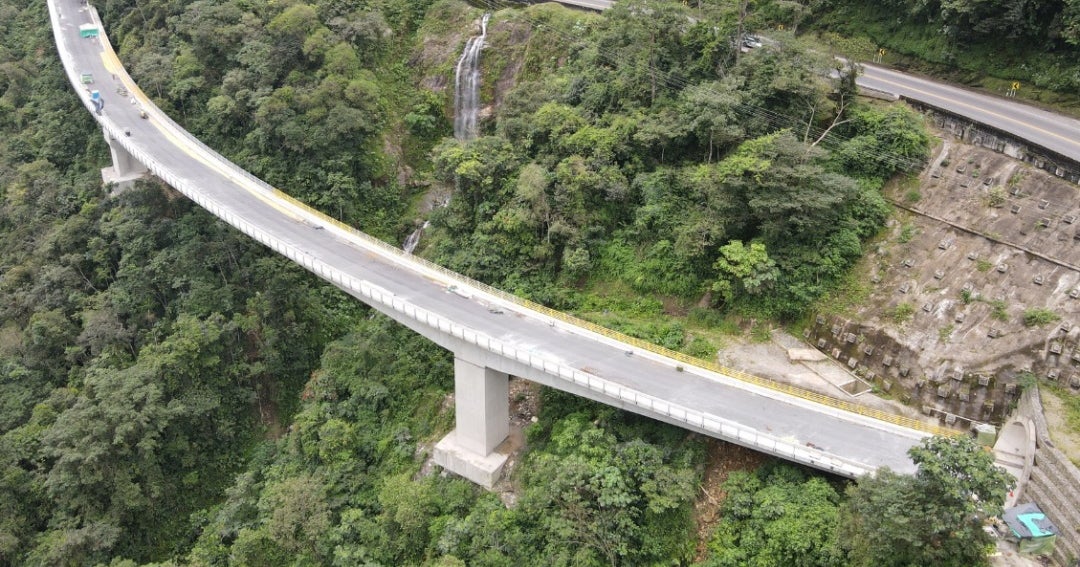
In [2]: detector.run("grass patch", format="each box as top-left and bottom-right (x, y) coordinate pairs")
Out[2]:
(895, 174), (922, 204)
(1018, 372), (1039, 392)
(573, 282), (735, 359)
(1022, 308), (1060, 328)
(750, 322), (772, 343)
(891, 302), (915, 324)
(687, 307), (740, 335)
(976, 259), (992, 272)
(898, 223), (916, 243)
(938, 324), (954, 343)
(990, 300), (1008, 322)
(1045, 384), (1080, 438)
(806, 266), (871, 318)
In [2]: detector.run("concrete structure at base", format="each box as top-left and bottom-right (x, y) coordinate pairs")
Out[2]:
(101, 126), (148, 189)
(433, 358), (511, 487)
(1016, 389), (1080, 566)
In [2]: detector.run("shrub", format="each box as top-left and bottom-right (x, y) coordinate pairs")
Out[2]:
(990, 300), (1008, 322)
(892, 303), (915, 323)
(1022, 308), (1060, 327)
(898, 223), (916, 243)
(938, 324), (954, 342)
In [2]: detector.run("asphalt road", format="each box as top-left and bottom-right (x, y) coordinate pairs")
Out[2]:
(49, 0), (930, 475)
(858, 64), (1080, 164)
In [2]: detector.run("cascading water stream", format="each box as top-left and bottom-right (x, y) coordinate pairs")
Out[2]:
(403, 220), (429, 254)
(453, 13), (490, 141)
(404, 15), (489, 252)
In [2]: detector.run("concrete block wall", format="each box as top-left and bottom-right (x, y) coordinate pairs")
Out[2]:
(1019, 390), (1080, 566)
(911, 102), (1080, 186)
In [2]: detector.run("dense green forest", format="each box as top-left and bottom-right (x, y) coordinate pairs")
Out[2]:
(425, 2), (931, 319)
(0, 0), (1020, 563)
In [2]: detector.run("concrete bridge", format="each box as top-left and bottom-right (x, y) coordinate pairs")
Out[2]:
(46, 0), (951, 487)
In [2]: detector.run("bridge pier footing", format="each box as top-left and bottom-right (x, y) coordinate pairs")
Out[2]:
(433, 356), (510, 488)
(101, 127), (147, 191)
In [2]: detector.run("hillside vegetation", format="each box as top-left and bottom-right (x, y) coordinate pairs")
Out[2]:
(0, 0), (1021, 564)
(427, 3), (932, 322)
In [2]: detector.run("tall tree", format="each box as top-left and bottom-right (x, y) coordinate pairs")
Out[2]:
(843, 436), (1014, 567)
(704, 465), (845, 567)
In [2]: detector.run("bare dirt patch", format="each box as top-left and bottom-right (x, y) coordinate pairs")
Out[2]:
(1041, 388), (1080, 465)
(491, 378), (542, 504)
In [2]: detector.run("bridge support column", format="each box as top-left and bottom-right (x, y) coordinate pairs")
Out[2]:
(433, 356), (510, 488)
(101, 127), (147, 191)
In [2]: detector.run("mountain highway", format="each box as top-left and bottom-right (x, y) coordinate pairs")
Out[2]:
(551, 0), (1080, 166)
(859, 64), (1080, 164)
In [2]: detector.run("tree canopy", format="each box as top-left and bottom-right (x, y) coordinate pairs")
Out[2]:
(843, 436), (1015, 567)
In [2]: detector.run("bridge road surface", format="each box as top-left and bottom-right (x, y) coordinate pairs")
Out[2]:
(50, 0), (928, 476)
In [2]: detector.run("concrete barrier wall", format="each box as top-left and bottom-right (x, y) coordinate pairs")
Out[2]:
(1018, 389), (1080, 565)
(909, 100), (1080, 186)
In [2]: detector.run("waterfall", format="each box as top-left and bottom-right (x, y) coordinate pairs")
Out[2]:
(406, 16), (486, 252)
(454, 13), (490, 141)
(403, 221), (430, 254)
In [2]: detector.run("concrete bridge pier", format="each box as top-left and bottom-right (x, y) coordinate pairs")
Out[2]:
(101, 126), (147, 190)
(433, 356), (510, 488)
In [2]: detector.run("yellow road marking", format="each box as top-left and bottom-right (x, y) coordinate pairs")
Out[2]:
(867, 73), (1080, 151)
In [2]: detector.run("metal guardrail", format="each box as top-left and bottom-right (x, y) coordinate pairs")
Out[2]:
(51, 0), (956, 443)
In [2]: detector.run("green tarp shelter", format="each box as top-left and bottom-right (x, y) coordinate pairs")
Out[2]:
(1004, 502), (1058, 556)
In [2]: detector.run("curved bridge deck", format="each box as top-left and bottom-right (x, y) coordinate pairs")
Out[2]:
(47, 0), (959, 480)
